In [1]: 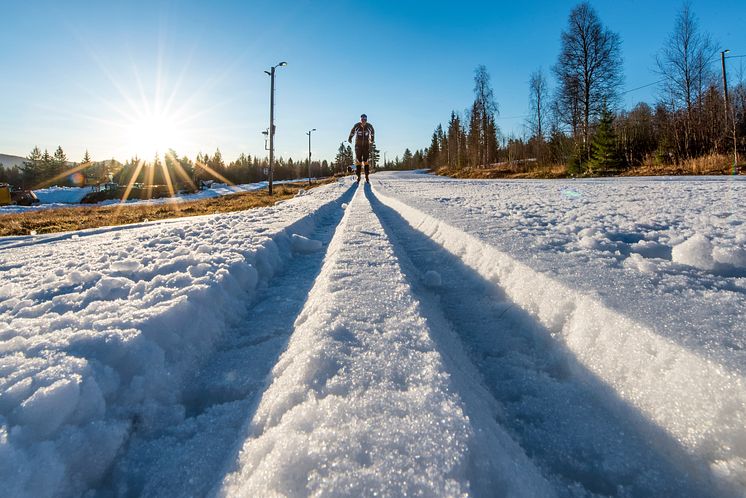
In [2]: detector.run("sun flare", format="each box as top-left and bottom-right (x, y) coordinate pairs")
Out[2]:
(124, 112), (183, 160)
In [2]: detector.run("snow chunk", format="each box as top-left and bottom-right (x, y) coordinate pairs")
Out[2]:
(623, 253), (658, 273)
(111, 259), (141, 273)
(17, 378), (80, 437)
(672, 234), (715, 270)
(291, 234), (322, 253)
(713, 246), (746, 269)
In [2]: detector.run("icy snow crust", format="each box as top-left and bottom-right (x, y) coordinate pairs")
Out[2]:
(0, 171), (744, 496)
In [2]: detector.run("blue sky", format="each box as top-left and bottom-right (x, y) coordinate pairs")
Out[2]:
(1, 0), (745, 165)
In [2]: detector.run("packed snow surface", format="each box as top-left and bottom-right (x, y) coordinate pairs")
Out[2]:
(0, 171), (744, 497)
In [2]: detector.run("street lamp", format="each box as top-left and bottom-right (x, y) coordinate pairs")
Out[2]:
(306, 128), (316, 185)
(721, 50), (738, 173)
(264, 61), (287, 195)
(340, 142), (347, 174)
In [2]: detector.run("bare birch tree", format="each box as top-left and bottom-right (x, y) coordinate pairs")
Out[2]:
(528, 68), (550, 140)
(554, 2), (623, 157)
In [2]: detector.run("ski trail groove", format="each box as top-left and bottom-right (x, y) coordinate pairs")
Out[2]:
(365, 185), (721, 497)
(216, 184), (554, 497)
(372, 183), (746, 496)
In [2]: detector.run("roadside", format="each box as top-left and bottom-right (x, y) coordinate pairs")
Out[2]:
(0, 179), (336, 236)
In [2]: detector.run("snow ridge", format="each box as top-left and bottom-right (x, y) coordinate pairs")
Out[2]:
(373, 185), (746, 494)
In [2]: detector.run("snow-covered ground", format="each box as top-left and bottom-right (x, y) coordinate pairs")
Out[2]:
(0, 171), (744, 497)
(0, 179), (307, 214)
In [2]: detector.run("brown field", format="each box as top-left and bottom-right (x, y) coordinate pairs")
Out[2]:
(0, 180), (335, 237)
(435, 154), (744, 180)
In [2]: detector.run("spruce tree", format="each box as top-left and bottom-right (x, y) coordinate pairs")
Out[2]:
(589, 106), (624, 174)
(402, 148), (413, 169)
(22, 146), (43, 188)
(53, 146), (67, 184)
(426, 130), (440, 167)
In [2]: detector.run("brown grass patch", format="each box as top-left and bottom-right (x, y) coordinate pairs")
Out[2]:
(620, 154), (743, 177)
(436, 154), (744, 180)
(0, 179), (335, 237)
(434, 164), (568, 179)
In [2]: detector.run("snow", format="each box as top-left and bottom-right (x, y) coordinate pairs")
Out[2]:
(290, 233), (323, 253)
(0, 171), (744, 496)
(0, 179), (350, 497)
(217, 183), (551, 497)
(34, 186), (93, 205)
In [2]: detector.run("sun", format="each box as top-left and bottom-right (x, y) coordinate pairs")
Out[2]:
(124, 111), (183, 160)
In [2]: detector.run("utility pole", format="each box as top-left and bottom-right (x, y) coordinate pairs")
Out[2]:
(306, 128), (316, 185)
(721, 50), (738, 173)
(265, 62), (287, 195)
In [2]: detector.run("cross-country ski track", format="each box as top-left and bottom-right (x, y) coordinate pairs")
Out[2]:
(1, 172), (745, 497)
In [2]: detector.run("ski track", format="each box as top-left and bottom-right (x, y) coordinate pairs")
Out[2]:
(372, 180), (746, 497)
(366, 186), (718, 497)
(106, 188), (354, 496)
(216, 183), (553, 497)
(1, 172), (744, 496)
(0, 180), (353, 497)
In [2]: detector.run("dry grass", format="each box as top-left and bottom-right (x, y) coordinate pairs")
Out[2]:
(0, 180), (335, 237)
(436, 154), (744, 180)
(434, 164), (568, 180)
(621, 154), (743, 176)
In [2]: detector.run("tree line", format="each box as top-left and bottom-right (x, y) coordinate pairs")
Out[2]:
(424, 2), (745, 175)
(1, 147), (349, 190)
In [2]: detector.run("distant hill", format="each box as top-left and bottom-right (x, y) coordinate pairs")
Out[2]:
(0, 153), (27, 169)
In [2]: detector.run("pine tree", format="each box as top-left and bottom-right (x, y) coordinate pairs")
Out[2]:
(52, 146), (67, 184)
(447, 112), (465, 168)
(589, 106), (624, 174)
(369, 143), (380, 169)
(426, 129), (440, 167)
(22, 146), (43, 188)
(436, 124), (446, 166)
(334, 144), (347, 173)
(402, 148), (414, 169)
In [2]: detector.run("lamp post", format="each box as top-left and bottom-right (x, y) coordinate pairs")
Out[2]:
(306, 128), (316, 185)
(264, 61), (287, 195)
(340, 142), (347, 174)
(721, 50), (738, 173)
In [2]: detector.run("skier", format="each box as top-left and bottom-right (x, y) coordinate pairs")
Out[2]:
(348, 114), (375, 183)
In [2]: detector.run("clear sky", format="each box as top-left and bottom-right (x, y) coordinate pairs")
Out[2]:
(1, 0), (745, 164)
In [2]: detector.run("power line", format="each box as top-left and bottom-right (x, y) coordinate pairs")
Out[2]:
(620, 79), (664, 95)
